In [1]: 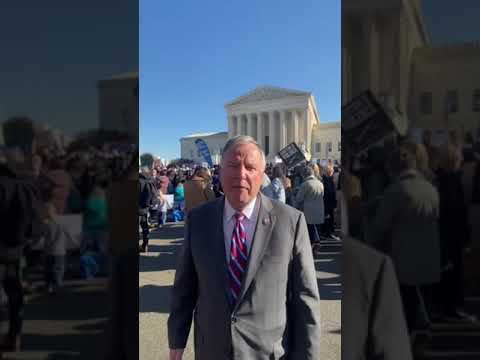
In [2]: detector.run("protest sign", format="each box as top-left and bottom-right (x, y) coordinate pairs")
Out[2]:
(342, 90), (407, 154)
(278, 142), (306, 169)
(55, 214), (83, 250)
(195, 139), (213, 167)
(161, 194), (174, 212)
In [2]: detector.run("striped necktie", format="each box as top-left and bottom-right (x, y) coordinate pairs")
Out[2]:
(228, 212), (248, 303)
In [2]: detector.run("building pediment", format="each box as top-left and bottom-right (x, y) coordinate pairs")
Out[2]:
(226, 86), (310, 107)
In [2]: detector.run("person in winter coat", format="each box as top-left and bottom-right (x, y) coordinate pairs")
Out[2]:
(184, 167), (216, 215)
(322, 164), (339, 240)
(369, 141), (441, 332)
(269, 163), (287, 203)
(435, 144), (476, 322)
(295, 165), (325, 252)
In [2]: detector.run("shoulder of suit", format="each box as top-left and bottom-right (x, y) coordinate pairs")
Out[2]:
(344, 237), (389, 275)
(187, 196), (222, 218)
(268, 197), (302, 219)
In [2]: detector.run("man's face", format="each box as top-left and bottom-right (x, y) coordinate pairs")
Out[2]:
(220, 143), (264, 211)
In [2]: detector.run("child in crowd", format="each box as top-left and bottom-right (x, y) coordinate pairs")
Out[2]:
(42, 201), (75, 293)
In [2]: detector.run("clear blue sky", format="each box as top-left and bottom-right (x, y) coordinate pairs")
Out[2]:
(140, 0), (341, 160)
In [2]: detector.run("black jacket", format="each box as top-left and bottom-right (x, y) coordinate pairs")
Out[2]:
(322, 174), (337, 210)
(0, 164), (42, 262)
(139, 173), (156, 211)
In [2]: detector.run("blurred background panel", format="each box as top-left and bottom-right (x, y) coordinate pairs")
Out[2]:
(342, 0), (480, 359)
(0, 1), (138, 359)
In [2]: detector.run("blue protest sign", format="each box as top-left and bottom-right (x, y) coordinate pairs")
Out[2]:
(194, 138), (213, 167)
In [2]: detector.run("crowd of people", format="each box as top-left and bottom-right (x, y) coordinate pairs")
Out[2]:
(341, 129), (480, 340)
(0, 117), (136, 352)
(138, 158), (342, 254)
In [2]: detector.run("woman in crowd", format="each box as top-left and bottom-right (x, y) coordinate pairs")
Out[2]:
(269, 163), (286, 203)
(46, 157), (72, 214)
(42, 200), (76, 294)
(322, 164), (339, 240)
(435, 144), (475, 322)
(173, 175), (186, 213)
(183, 167), (216, 215)
(82, 171), (109, 255)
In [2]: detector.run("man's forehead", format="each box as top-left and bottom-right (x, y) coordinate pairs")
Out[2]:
(226, 144), (261, 160)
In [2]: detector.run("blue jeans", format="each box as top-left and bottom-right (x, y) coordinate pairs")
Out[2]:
(83, 229), (108, 254)
(45, 255), (65, 288)
(158, 211), (167, 225)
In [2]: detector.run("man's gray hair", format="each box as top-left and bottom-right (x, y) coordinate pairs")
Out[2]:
(303, 165), (315, 177)
(221, 135), (266, 169)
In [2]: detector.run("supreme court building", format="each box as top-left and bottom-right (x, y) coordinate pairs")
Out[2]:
(181, 86), (341, 164)
(225, 86), (322, 161)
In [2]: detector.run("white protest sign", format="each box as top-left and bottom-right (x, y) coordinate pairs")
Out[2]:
(161, 195), (174, 211)
(54, 214), (83, 250)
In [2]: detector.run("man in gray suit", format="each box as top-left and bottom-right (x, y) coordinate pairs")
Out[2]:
(168, 136), (321, 360)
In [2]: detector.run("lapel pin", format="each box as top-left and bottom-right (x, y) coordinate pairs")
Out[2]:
(262, 217), (270, 225)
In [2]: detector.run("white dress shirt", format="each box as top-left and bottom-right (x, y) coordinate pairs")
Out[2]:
(223, 196), (260, 263)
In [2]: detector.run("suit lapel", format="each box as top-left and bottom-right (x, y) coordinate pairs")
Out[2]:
(210, 197), (232, 307)
(235, 194), (275, 309)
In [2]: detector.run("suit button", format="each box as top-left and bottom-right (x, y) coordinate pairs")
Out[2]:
(231, 317), (237, 323)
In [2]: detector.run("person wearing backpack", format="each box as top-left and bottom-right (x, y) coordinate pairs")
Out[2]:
(139, 166), (156, 253)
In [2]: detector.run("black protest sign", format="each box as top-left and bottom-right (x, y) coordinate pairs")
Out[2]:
(278, 142), (306, 169)
(342, 90), (404, 154)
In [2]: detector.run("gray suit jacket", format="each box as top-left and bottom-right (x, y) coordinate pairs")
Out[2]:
(342, 238), (413, 360)
(168, 194), (321, 359)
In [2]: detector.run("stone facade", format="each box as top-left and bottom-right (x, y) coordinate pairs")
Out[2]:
(311, 122), (341, 163)
(342, 0), (428, 120)
(179, 86), (340, 165)
(225, 86), (320, 162)
(410, 43), (480, 136)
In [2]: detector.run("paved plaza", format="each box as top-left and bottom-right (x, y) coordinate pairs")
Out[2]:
(1, 275), (108, 360)
(139, 223), (342, 360)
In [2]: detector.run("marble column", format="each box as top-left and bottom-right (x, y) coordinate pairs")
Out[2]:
(269, 111), (276, 156)
(279, 110), (287, 150)
(256, 113), (263, 151)
(236, 114), (242, 136)
(292, 109), (299, 144)
(366, 18), (379, 95)
(303, 108), (309, 153)
(228, 115), (235, 138)
(248, 113), (256, 139)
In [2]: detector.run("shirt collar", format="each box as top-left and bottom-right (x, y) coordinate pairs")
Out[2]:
(224, 196), (257, 222)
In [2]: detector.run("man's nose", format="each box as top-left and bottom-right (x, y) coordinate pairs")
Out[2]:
(233, 165), (247, 178)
